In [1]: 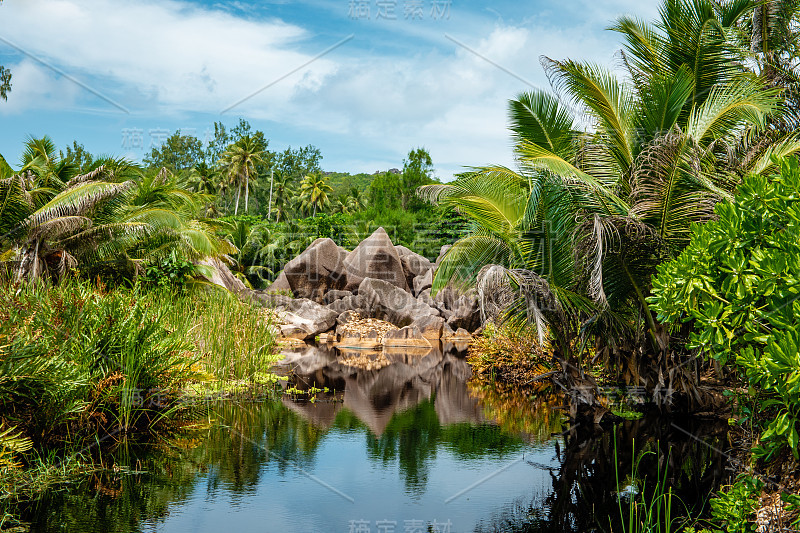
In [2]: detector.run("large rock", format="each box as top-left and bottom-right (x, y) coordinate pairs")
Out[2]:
(359, 277), (439, 327)
(323, 290), (354, 305)
(417, 288), (435, 308)
(278, 299), (338, 341)
(446, 291), (482, 332)
(436, 245), (452, 265)
(434, 286), (460, 312)
(326, 294), (364, 315)
(265, 271), (291, 293)
(249, 291), (293, 309)
(400, 251), (433, 288)
(395, 245), (414, 257)
(344, 228), (409, 292)
(413, 269), (433, 297)
(383, 325), (431, 348)
(283, 238), (348, 302)
(414, 314), (445, 341)
(198, 257), (247, 293)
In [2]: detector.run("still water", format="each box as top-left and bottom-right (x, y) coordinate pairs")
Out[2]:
(22, 345), (730, 533)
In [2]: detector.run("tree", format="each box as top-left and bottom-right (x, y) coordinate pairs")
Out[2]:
(218, 135), (266, 216)
(275, 145), (322, 183)
(59, 141), (94, 174)
(401, 147), (434, 209)
(421, 0), (795, 399)
(739, 0), (800, 130)
(650, 158), (800, 458)
(270, 173), (294, 222)
(143, 130), (205, 171)
(368, 171), (402, 210)
(299, 173), (332, 217)
(0, 1), (9, 101)
(204, 122), (231, 166)
(0, 155), (233, 284)
(0, 66), (10, 102)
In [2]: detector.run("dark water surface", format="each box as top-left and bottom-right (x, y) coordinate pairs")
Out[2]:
(22, 345), (731, 533)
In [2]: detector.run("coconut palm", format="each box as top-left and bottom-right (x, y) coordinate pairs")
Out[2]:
(299, 173), (332, 217)
(0, 156), (234, 283)
(224, 219), (285, 286)
(421, 0), (797, 398)
(270, 173), (294, 222)
(738, 0), (800, 130)
(346, 187), (368, 212)
(218, 135), (265, 216)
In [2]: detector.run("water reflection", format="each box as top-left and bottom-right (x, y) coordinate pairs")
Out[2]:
(279, 344), (485, 435)
(16, 345), (731, 533)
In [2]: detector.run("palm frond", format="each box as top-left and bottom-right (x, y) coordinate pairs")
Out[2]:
(544, 58), (636, 170)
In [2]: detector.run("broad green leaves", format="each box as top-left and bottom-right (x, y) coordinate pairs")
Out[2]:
(650, 157), (800, 458)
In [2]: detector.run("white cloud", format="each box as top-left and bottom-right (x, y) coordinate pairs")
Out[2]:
(0, 59), (82, 114)
(0, 0), (660, 179)
(288, 22), (623, 177)
(0, 0), (335, 115)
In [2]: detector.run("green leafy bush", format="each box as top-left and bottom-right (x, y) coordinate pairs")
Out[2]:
(650, 158), (800, 460)
(0, 280), (196, 447)
(707, 476), (762, 533)
(141, 252), (198, 290)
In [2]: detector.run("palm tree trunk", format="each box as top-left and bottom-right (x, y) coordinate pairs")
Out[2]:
(244, 169), (250, 214)
(621, 258), (663, 354)
(235, 181), (241, 216)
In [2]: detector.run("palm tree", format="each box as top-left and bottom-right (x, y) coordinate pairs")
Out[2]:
(188, 162), (221, 217)
(346, 187), (368, 212)
(299, 173), (332, 217)
(421, 0), (797, 399)
(218, 136), (265, 216)
(0, 155), (234, 283)
(270, 173), (294, 222)
(224, 219), (285, 286)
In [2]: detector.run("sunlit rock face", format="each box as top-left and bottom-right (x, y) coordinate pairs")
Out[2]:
(253, 226), (482, 343)
(343, 227), (409, 292)
(282, 237), (348, 302)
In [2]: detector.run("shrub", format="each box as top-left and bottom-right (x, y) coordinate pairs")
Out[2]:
(650, 158), (800, 460)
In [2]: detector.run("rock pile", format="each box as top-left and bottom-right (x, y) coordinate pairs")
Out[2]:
(249, 227), (482, 346)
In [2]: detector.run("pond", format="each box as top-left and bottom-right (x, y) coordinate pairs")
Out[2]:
(19, 344), (731, 533)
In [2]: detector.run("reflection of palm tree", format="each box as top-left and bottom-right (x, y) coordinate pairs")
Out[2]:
(299, 173), (332, 217)
(218, 136), (265, 216)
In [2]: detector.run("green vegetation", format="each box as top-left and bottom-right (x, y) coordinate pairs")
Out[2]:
(0, 279), (279, 523)
(419, 0), (800, 530)
(613, 440), (683, 533)
(651, 159), (800, 461)
(3, 0), (800, 529)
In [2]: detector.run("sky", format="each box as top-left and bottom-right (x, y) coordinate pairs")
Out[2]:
(0, 0), (660, 180)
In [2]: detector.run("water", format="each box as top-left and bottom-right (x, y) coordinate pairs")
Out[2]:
(19, 345), (731, 533)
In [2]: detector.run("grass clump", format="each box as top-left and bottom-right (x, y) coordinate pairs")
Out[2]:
(468, 323), (555, 394)
(0, 277), (280, 519)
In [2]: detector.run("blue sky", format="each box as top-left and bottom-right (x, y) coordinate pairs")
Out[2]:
(0, 0), (659, 180)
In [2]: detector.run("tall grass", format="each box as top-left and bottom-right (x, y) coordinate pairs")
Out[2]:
(159, 284), (279, 382)
(0, 277), (279, 513)
(610, 437), (689, 533)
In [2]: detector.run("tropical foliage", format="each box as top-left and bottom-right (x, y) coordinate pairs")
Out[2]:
(650, 159), (800, 460)
(421, 0), (800, 398)
(0, 137), (233, 284)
